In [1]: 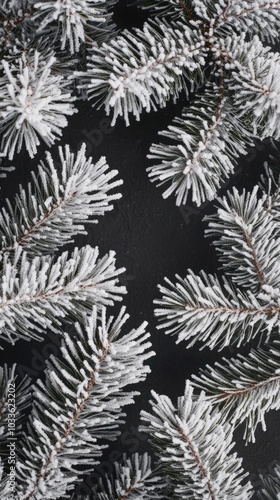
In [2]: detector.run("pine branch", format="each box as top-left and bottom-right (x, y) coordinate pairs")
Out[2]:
(93, 452), (168, 499)
(0, 49), (77, 159)
(155, 173), (280, 349)
(257, 462), (280, 499)
(205, 186), (280, 291)
(85, 3), (280, 208)
(141, 380), (252, 499)
(148, 82), (253, 205)
(0, 245), (126, 345)
(192, 340), (280, 443)
(220, 34), (280, 140)
(0, 143), (122, 256)
(31, 0), (116, 54)
(135, 0), (280, 40)
(0, 364), (31, 455)
(79, 19), (206, 125)
(16, 306), (154, 500)
(154, 270), (280, 350)
(201, 0), (280, 42)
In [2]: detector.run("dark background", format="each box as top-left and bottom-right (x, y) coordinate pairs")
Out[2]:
(1, 1), (280, 497)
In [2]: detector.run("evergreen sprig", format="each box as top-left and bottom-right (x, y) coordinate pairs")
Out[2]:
(15, 306), (154, 500)
(205, 185), (280, 290)
(133, 0), (280, 39)
(155, 270), (276, 350)
(79, 19), (206, 126)
(32, 0), (114, 54)
(148, 82), (253, 205)
(0, 49), (77, 159)
(141, 380), (252, 499)
(0, 245), (126, 345)
(84, 0), (280, 205)
(155, 175), (280, 349)
(192, 340), (280, 443)
(0, 143), (122, 256)
(93, 452), (168, 499)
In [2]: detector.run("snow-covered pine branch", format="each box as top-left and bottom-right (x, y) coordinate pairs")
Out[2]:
(148, 32), (280, 205)
(148, 83), (253, 206)
(31, 0), (115, 54)
(135, 0), (280, 39)
(0, 49), (76, 159)
(0, 0), (117, 59)
(154, 270), (278, 350)
(79, 19), (206, 125)
(0, 364), (31, 454)
(257, 463), (280, 499)
(205, 186), (280, 291)
(16, 306), (154, 500)
(0, 143), (122, 256)
(0, 245), (126, 345)
(193, 0), (280, 42)
(141, 380), (252, 499)
(192, 340), (280, 444)
(93, 452), (168, 499)
(85, 2), (280, 205)
(219, 34), (280, 140)
(155, 178), (280, 349)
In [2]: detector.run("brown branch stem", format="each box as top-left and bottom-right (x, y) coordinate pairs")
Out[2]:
(25, 346), (109, 500)
(214, 374), (280, 401)
(3, 191), (77, 253)
(178, 426), (216, 500)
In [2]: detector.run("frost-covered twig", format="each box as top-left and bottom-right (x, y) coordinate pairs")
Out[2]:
(85, 1), (280, 205)
(80, 19), (206, 125)
(93, 452), (168, 499)
(0, 245), (126, 345)
(155, 177), (280, 349)
(0, 143), (122, 256)
(0, 49), (76, 159)
(192, 340), (280, 443)
(16, 306), (154, 500)
(141, 380), (252, 499)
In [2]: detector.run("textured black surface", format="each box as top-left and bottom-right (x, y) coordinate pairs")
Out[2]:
(1, 2), (280, 497)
